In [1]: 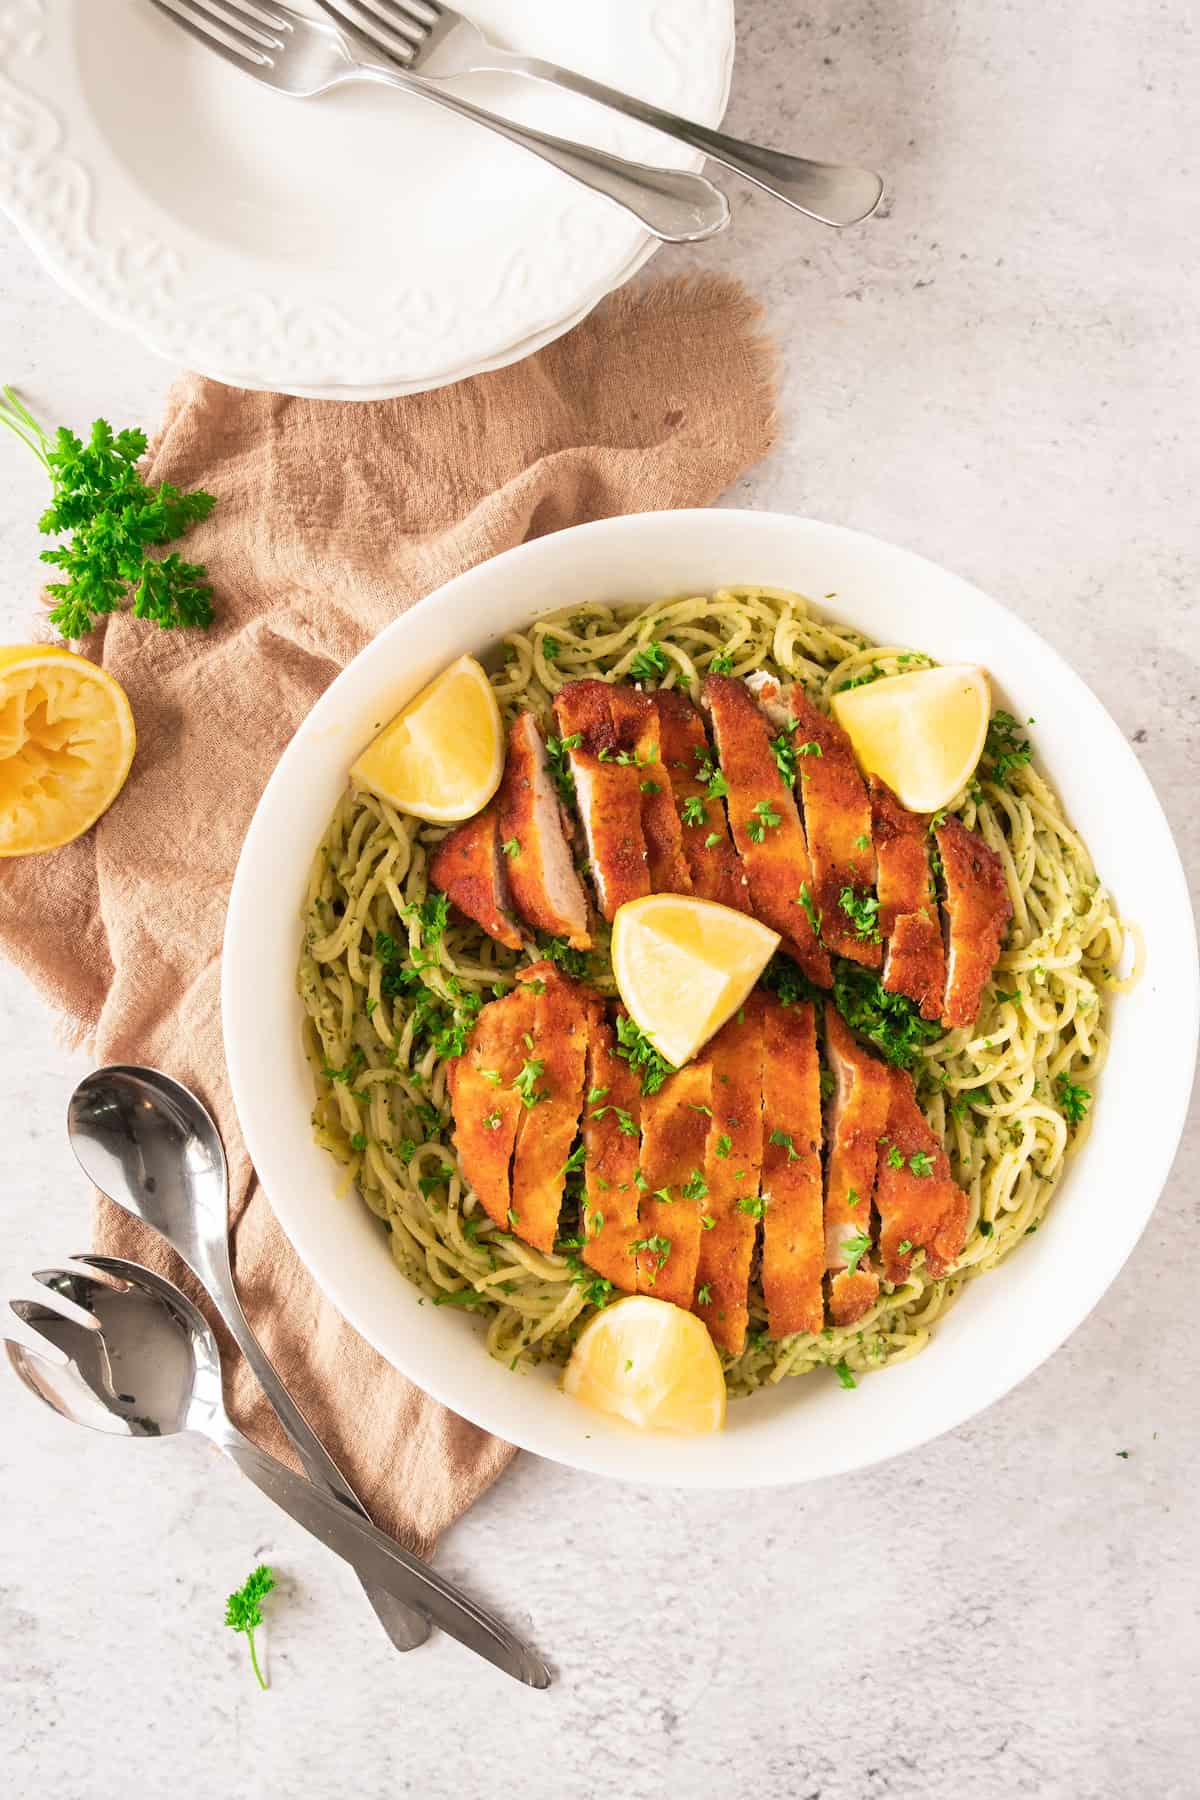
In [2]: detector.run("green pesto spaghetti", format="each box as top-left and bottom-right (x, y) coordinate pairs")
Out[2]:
(298, 587), (1134, 1396)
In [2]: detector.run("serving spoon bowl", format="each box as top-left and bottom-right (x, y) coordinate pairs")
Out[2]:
(67, 1063), (429, 1652)
(6, 1255), (550, 1688)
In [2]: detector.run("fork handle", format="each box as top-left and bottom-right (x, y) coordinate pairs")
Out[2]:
(489, 53), (883, 229)
(215, 1283), (430, 1654)
(219, 1425), (550, 1688)
(357, 64), (728, 242)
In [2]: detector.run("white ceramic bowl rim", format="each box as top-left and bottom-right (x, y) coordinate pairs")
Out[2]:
(222, 510), (1198, 1489)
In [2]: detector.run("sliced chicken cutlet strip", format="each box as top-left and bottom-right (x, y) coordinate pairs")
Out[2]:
(875, 1066), (968, 1283)
(653, 688), (748, 910)
(608, 686), (692, 895)
(510, 963), (592, 1253)
(498, 712), (591, 949)
(693, 993), (765, 1355)
(760, 997), (825, 1337)
(785, 686), (881, 969)
(935, 815), (1013, 1029)
(449, 982), (538, 1232)
(580, 1011), (642, 1294)
(870, 776), (945, 1021)
(635, 1062), (713, 1308)
(823, 1007), (891, 1327)
(553, 681), (650, 920)
(701, 675), (831, 987)
(429, 801), (524, 952)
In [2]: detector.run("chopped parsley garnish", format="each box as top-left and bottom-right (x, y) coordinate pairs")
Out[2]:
(482, 1111), (502, 1132)
(846, 1187), (862, 1208)
(854, 834), (871, 851)
(769, 718), (802, 783)
(795, 882), (822, 937)
(629, 640), (668, 680)
(680, 794), (707, 829)
(993, 987), (1021, 1005)
(513, 1057), (547, 1109)
(897, 1238), (914, 1254)
(566, 1256), (614, 1309)
(831, 961), (942, 1072)
(1054, 1072), (1091, 1124)
(819, 1069), (836, 1101)
(885, 1145), (905, 1169)
(708, 652), (735, 674)
(982, 710), (1033, 787)
(587, 1085), (609, 1104)
(589, 1211), (604, 1237)
(715, 1133), (732, 1159)
(977, 1220), (994, 1236)
(561, 1143), (587, 1176)
(834, 1360), (858, 1389)
(699, 1214), (716, 1230)
(681, 1169), (708, 1201)
(501, 837), (520, 858)
(350, 1132), (367, 1152)
(704, 830), (722, 848)
(842, 1230), (871, 1275)
(836, 664), (884, 693)
(614, 1014), (676, 1096)
(696, 1283), (713, 1305)
(747, 799), (782, 843)
(224, 1565), (276, 1692)
(630, 1234), (671, 1267)
(544, 731), (581, 803)
(640, 779), (661, 795)
(406, 891), (450, 947)
(769, 1128), (799, 1162)
(614, 1107), (638, 1137)
(838, 886), (881, 943)
(909, 1151), (935, 1178)
(736, 1195), (766, 1217)
(536, 933), (591, 979)
(541, 634), (561, 663)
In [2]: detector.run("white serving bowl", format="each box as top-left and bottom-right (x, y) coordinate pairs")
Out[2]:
(222, 511), (1198, 1488)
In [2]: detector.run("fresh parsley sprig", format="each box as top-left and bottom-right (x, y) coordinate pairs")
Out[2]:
(1, 387), (218, 640)
(225, 1565), (276, 1692)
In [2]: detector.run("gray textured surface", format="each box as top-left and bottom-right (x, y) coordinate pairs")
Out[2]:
(1, 2), (1198, 1795)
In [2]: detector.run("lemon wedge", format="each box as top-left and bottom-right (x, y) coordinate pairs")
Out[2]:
(562, 1295), (727, 1434)
(831, 664), (991, 813)
(350, 654), (503, 823)
(0, 644), (136, 857)
(611, 893), (779, 1068)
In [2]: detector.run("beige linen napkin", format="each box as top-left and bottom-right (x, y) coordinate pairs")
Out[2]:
(0, 275), (775, 1555)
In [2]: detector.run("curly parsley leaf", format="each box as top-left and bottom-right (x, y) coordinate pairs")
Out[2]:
(1, 390), (218, 639)
(831, 960), (942, 1072)
(982, 710), (1033, 787)
(614, 1013), (676, 1096)
(1054, 1072), (1091, 1124)
(225, 1565), (276, 1692)
(628, 640), (668, 681)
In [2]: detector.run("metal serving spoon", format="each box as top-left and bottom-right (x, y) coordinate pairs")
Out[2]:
(6, 1255), (550, 1689)
(67, 1065), (430, 1654)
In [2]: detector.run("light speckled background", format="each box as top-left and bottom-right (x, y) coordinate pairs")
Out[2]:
(2, 3), (1198, 1796)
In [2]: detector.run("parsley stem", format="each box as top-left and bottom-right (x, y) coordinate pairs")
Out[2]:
(0, 384), (51, 468)
(247, 1626), (267, 1691)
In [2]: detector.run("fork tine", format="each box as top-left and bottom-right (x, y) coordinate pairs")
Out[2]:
(319, 0), (419, 64)
(149, 0), (274, 67)
(346, 0), (428, 50)
(185, 0), (290, 51)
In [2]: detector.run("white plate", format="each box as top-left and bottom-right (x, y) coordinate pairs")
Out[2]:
(222, 510), (1198, 1489)
(0, 0), (734, 397)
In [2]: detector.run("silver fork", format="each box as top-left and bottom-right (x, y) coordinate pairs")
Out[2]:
(314, 0), (884, 228)
(148, 0), (728, 243)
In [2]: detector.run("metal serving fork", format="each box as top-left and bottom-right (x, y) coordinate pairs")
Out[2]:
(313, 0), (884, 228)
(148, 0), (728, 242)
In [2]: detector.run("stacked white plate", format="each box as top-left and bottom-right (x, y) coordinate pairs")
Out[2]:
(0, 0), (735, 398)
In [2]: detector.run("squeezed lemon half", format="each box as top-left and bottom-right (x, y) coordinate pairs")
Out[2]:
(0, 644), (136, 857)
(562, 1295), (727, 1434)
(350, 654), (503, 823)
(611, 893), (779, 1068)
(831, 663), (991, 814)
